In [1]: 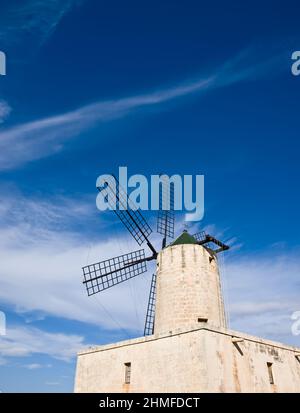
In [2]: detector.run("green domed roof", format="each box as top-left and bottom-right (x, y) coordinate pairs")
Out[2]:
(171, 230), (197, 246)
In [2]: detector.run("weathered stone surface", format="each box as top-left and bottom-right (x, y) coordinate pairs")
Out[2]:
(154, 244), (226, 334)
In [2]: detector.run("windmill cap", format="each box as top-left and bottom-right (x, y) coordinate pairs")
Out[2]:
(171, 231), (198, 246)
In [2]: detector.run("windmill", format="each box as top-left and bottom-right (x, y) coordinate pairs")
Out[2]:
(82, 175), (229, 336)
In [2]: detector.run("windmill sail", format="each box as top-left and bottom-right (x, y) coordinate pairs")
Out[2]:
(157, 175), (175, 247)
(83, 249), (148, 295)
(144, 273), (157, 336)
(193, 231), (230, 253)
(97, 175), (156, 255)
(193, 231), (206, 242)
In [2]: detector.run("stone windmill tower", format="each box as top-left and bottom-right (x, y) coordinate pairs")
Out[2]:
(75, 176), (300, 393)
(154, 231), (227, 335)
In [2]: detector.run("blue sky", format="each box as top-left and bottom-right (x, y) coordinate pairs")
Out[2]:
(0, 0), (300, 392)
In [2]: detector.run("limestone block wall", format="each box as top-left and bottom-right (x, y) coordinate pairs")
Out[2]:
(154, 244), (226, 335)
(75, 326), (300, 393)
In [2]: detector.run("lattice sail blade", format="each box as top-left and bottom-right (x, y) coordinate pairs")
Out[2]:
(144, 273), (157, 336)
(193, 231), (230, 253)
(157, 210), (175, 239)
(192, 231), (207, 242)
(82, 249), (147, 296)
(157, 175), (175, 239)
(97, 175), (152, 246)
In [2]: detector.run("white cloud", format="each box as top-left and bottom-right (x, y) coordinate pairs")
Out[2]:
(0, 325), (91, 362)
(0, 77), (214, 171)
(0, 191), (154, 332)
(222, 251), (300, 345)
(23, 363), (52, 370)
(0, 49), (282, 171)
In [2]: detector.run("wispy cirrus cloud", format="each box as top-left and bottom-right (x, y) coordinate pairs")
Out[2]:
(23, 363), (52, 370)
(0, 49), (285, 171)
(0, 325), (92, 362)
(0, 76), (215, 171)
(0, 190), (154, 333)
(0, 0), (81, 50)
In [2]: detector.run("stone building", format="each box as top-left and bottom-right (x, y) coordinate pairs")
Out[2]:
(75, 232), (300, 392)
